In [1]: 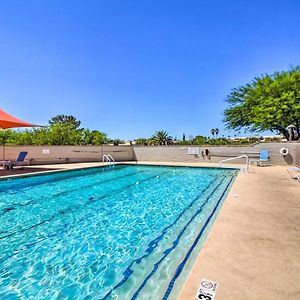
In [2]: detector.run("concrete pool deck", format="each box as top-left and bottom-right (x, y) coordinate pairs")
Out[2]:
(1, 161), (299, 299)
(177, 164), (300, 300)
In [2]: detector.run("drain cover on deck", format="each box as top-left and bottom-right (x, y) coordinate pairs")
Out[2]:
(196, 279), (218, 300)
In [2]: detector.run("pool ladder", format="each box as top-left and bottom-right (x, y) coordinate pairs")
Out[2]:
(102, 154), (115, 168)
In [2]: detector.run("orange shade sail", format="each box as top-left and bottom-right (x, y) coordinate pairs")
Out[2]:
(0, 108), (37, 129)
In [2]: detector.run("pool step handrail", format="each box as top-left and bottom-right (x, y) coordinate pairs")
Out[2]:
(219, 155), (249, 174)
(107, 154), (115, 164)
(102, 154), (115, 167)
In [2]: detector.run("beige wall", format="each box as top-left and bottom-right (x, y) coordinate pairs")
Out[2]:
(2, 143), (299, 166)
(133, 142), (300, 166)
(296, 144), (300, 167)
(2, 145), (135, 164)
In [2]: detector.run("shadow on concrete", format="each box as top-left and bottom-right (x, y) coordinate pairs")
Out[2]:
(284, 153), (294, 165)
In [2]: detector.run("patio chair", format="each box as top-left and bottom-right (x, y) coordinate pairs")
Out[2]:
(11, 151), (29, 169)
(287, 167), (300, 183)
(257, 149), (270, 167)
(0, 160), (13, 170)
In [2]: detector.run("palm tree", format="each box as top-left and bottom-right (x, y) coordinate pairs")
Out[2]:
(151, 130), (173, 145)
(211, 128), (216, 138)
(215, 128), (219, 138)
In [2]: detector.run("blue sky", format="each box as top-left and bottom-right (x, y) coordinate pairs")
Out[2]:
(0, 0), (299, 140)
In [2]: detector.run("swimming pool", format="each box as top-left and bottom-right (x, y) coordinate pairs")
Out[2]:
(0, 164), (237, 299)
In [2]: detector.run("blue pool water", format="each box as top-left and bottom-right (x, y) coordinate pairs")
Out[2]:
(0, 164), (237, 299)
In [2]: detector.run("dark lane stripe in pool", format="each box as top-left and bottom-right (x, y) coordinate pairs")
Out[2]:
(129, 176), (230, 300)
(0, 171), (170, 241)
(99, 176), (217, 300)
(0, 170), (144, 216)
(101, 175), (231, 300)
(162, 175), (235, 300)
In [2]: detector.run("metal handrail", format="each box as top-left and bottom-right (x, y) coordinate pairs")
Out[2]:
(102, 154), (115, 167)
(107, 154), (115, 164)
(219, 155), (249, 173)
(102, 154), (110, 165)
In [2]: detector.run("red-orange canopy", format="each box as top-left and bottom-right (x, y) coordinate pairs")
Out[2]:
(0, 108), (37, 129)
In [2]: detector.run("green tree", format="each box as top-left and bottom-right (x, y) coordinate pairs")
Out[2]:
(150, 130), (173, 145)
(0, 116), (109, 146)
(49, 114), (81, 129)
(109, 138), (125, 146)
(193, 135), (208, 145)
(224, 67), (300, 140)
(31, 128), (52, 145)
(89, 130), (108, 145)
(135, 138), (149, 145)
(48, 123), (82, 145)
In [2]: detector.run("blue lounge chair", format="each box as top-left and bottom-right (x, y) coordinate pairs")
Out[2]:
(257, 149), (270, 166)
(12, 151), (29, 169)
